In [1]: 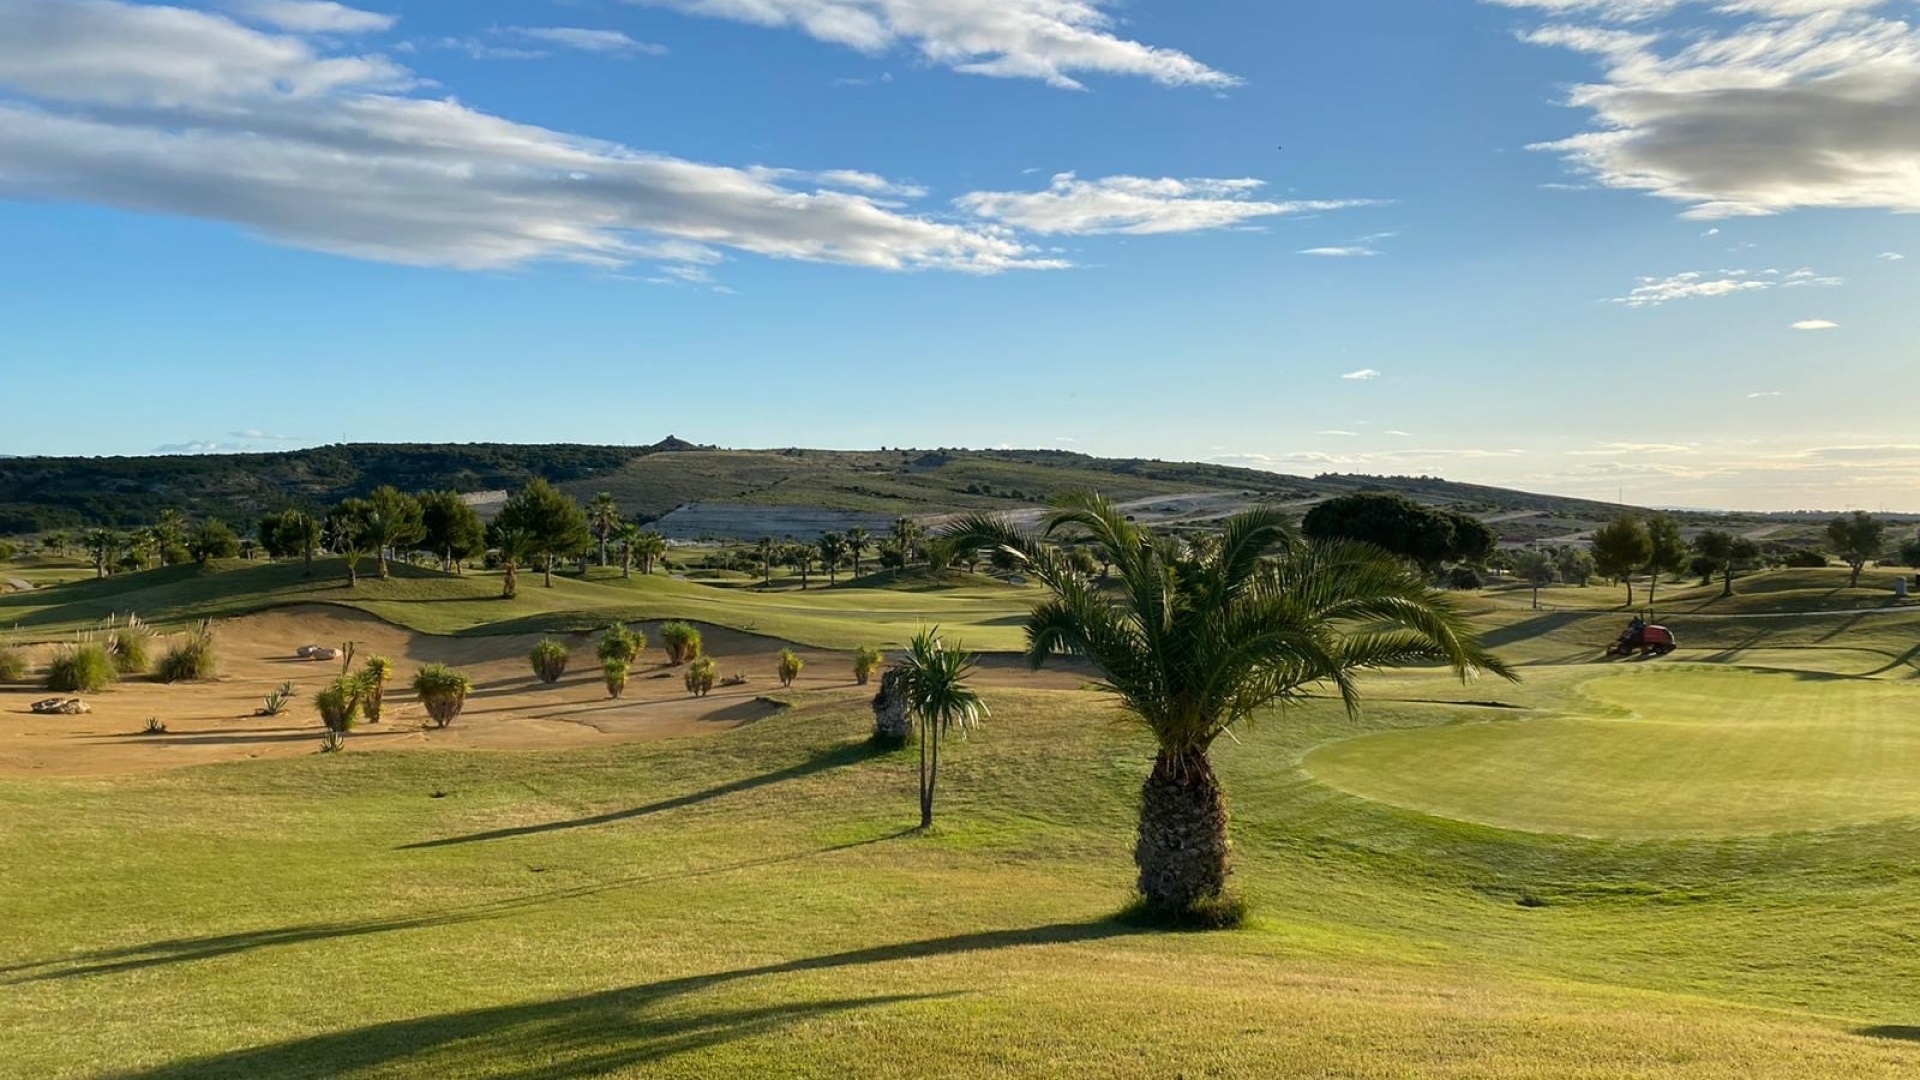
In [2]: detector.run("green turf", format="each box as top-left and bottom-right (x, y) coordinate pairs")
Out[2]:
(1305, 666), (1920, 838)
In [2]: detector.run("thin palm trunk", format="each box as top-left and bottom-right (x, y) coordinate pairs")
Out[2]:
(1135, 748), (1230, 915)
(345, 553), (359, 587)
(918, 719), (941, 829)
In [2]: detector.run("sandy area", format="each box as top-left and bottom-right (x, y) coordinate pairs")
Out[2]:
(0, 606), (1086, 779)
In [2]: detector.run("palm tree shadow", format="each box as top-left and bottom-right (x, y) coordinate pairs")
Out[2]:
(1859, 1025), (1920, 1042)
(96, 920), (1136, 1080)
(399, 739), (888, 850)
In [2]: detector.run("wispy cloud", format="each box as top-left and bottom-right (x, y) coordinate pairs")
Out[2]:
(1881, 252), (1907, 261)
(1342, 368), (1381, 381)
(1300, 246), (1377, 257)
(1614, 268), (1841, 307)
(1747, 390), (1782, 399)
(499, 27), (666, 56)
(1790, 319), (1838, 331)
(224, 0), (394, 34)
(957, 174), (1377, 236)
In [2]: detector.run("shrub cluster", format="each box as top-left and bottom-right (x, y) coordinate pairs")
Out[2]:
(660, 622), (702, 666)
(853, 645), (884, 686)
(596, 623), (645, 665)
(777, 648), (804, 688)
(529, 639), (570, 684)
(412, 664), (473, 729)
(0, 645), (27, 683)
(314, 676), (361, 733)
(684, 656), (717, 697)
(155, 623), (217, 683)
(109, 615), (153, 676)
(47, 641), (116, 694)
(603, 658), (629, 699)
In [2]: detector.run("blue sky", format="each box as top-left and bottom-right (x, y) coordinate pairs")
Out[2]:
(1, 0), (1917, 510)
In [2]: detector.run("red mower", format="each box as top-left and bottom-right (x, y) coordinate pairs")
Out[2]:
(1607, 618), (1677, 659)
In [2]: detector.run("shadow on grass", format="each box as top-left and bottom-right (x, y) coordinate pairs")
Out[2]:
(1859, 1025), (1920, 1043)
(96, 920), (1134, 1080)
(2, 829), (915, 985)
(399, 739), (887, 850)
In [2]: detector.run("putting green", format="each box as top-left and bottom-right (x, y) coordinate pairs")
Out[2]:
(1305, 668), (1920, 838)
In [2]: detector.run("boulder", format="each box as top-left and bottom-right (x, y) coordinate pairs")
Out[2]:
(296, 645), (341, 661)
(31, 698), (90, 715)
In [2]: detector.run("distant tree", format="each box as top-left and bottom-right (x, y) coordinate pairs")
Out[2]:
(890, 517), (923, 567)
(1781, 548), (1828, 569)
(1642, 513), (1688, 615)
(631, 530), (666, 576)
(489, 523), (533, 599)
(419, 491), (485, 574)
(364, 486), (425, 581)
(1693, 530), (1759, 598)
(1554, 547), (1594, 587)
(154, 509), (190, 568)
(818, 532), (848, 586)
(891, 628), (987, 830)
(1900, 535), (1920, 570)
(1302, 492), (1460, 572)
(1827, 511), (1886, 588)
(258, 509), (322, 576)
(786, 543), (816, 589)
(1450, 515), (1498, 566)
(587, 492), (621, 568)
(613, 522), (641, 579)
(1590, 515), (1652, 607)
(1512, 548), (1557, 610)
(43, 532), (71, 557)
(756, 537), (776, 584)
(846, 528), (871, 577)
(84, 528), (119, 579)
(324, 498), (376, 587)
(495, 479), (590, 588)
(189, 520), (241, 564)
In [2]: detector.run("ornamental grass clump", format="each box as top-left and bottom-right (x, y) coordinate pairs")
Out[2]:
(358, 656), (394, 722)
(853, 645), (884, 686)
(412, 664), (473, 729)
(0, 644), (27, 683)
(684, 656), (717, 697)
(529, 639), (569, 684)
(46, 638), (116, 694)
(315, 676), (361, 735)
(603, 658), (629, 699)
(155, 621), (217, 683)
(596, 623), (644, 666)
(776, 648), (804, 688)
(108, 615), (153, 676)
(660, 622), (702, 666)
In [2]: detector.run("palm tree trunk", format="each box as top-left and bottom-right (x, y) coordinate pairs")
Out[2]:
(919, 719), (938, 829)
(503, 562), (517, 599)
(1722, 565), (1733, 598)
(1135, 748), (1231, 916)
(346, 554), (359, 588)
(378, 548), (390, 580)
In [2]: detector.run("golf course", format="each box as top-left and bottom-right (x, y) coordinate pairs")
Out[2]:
(3, 547), (1918, 1079)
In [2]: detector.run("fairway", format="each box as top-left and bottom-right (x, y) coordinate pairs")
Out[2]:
(1304, 667), (1920, 838)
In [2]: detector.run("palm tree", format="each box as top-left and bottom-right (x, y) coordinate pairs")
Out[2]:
(588, 493), (621, 568)
(154, 509), (189, 567)
(632, 530), (667, 576)
(892, 628), (987, 829)
(891, 517), (923, 567)
(847, 527), (870, 577)
(84, 529), (119, 579)
(756, 537), (776, 585)
(614, 522), (640, 579)
(787, 543), (815, 589)
(944, 494), (1512, 922)
(818, 532), (848, 586)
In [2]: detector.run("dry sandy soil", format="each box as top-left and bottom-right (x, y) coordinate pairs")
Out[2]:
(0, 606), (1086, 779)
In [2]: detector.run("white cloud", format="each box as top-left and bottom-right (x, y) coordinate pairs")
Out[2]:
(1502, 0), (1920, 219)
(1613, 267), (1840, 306)
(229, 428), (298, 440)
(956, 173), (1376, 236)
(1747, 390), (1782, 398)
(621, 0), (1237, 89)
(1790, 318), (1838, 330)
(224, 0), (394, 34)
(0, 0), (1082, 276)
(1300, 245), (1378, 257)
(1317, 430), (1360, 437)
(1342, 368), (1382, 381)
(502, 27), (667, 56)
(1881, 251), (1907, 260)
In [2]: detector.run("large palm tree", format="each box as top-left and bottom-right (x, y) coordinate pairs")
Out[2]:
(893, 628), (988, 829)
(588, 493), (621, 568)
(632, 530), (667, 576)
(944, 494), (1513, 922)
(891, 517), (923, 567)
(613, 522), (640, 579)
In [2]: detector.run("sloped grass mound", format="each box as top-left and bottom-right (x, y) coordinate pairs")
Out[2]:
(1304, 667), (1920, 838)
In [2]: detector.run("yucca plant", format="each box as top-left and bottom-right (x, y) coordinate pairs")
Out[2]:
(529, 639), (569, 684)
(359, 656), (394, 722)
(596, 623), (645, 665)
(314, 676), (361, 734)
(46, 637), (116, 694)
(943, 494), (1513, 925)
(412, 664), (473, 729)
(603, 658), (629, 699)
(660, 621), (702, 666)
(155, 621), (217, 683)
(109, 614), (153, 676)
(684, 656), (717, 697)
(259, 681), (295, 717)
(852, 645), (884, 686)
(776, 648), (804, 688)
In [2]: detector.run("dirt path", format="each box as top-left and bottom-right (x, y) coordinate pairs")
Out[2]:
(0, 606), (1086, 779)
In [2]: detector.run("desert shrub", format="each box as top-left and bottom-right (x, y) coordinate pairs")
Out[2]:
(319, 730), (346, 753)
(529, 639), (569, 683)
(660, 622), (702, 665)
(412, 664), (473, 729)
(155, 622), (218, 683)
(604, 658), (629, 699)
(314, 676), (361, 733)
(684, 656), (717, 697)
(596, 623), (645, 665)
(259, 681), (294, 717)
(46, 640), (116, 693)
(142, 716), (168, 735)
(777, 648), (804, 688)
(0, 645), (27, 683)
(359, 656), (394, 722)
(1782, 548), (1829, 569)
(109, 615), (153, 675)
(853, 645), (884, 686)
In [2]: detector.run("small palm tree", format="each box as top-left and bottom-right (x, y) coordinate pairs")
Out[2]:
(944, 494), (1512, 923)
(818, 532), (848, 586)
(755, 537), (776, 585)
(847, 528), (870, 577)
(614, 522), (641, 579)
(588, 493), (621, 568)
(891, 517), (923, 567)
(633, 531), (667, 576)
(787, 544), (816, 589)
(892, 628), (988, 829)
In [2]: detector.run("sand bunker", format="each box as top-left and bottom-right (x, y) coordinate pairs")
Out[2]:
(0, 605), (1083, 778)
